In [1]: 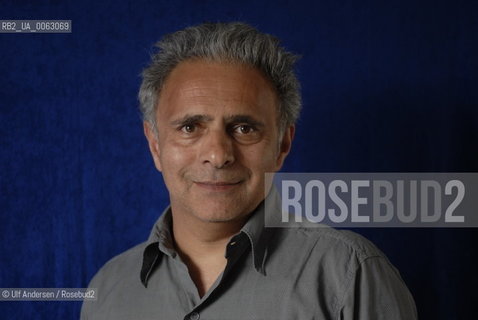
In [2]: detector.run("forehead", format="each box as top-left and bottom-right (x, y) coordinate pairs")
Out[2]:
(156, 59), (279, 119)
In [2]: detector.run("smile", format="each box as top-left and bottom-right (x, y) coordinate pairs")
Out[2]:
(194, 181), (243, 191)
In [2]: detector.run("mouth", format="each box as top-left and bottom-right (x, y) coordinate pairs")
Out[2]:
(194, 180), (243, 191)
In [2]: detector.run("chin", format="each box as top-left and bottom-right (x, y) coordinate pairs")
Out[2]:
(193, 204), (251, 223)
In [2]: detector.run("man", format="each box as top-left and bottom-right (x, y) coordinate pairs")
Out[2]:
(81, 22), (417, 319)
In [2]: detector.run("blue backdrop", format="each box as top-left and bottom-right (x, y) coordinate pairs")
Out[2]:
(1, 0), (477, 319)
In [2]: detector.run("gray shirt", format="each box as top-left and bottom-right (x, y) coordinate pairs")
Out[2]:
(81, 190), (417, 320)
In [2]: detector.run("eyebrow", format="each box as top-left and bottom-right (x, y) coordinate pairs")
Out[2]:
(224, 115), (265, 128)
(169, 114), (265, 127)
(169, 114), (213, 126)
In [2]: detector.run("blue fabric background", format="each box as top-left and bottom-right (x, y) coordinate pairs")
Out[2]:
(1, 0), (477, 319)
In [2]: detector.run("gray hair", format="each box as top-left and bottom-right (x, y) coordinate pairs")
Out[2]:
(138, 22), (301, 132)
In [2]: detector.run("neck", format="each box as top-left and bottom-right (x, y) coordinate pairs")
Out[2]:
(170, 207), (249, 297)
(171, 209), (247, 258)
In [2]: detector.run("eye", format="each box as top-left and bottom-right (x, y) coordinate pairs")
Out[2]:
(234, 124), (255, 135)
(180, 124), (196, 133)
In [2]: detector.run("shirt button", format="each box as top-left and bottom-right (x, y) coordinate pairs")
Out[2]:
(189, 312), (200, 320)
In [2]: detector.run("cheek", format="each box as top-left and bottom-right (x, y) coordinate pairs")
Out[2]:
(241, 144), (279, 173)
(159, 143), (196, 177)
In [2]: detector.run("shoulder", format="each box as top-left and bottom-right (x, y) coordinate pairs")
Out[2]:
(266, 225), (390, 287)
(82, 241), (149, 318)
(270, 227), (416, 318)
(88, 241), (148, 290)
(276, 225), (387, 265)
(312, 227), (383, 259)
(292, 227), (416, 318)
(91, 242), (147, 282)
(271, 226), (391, 284)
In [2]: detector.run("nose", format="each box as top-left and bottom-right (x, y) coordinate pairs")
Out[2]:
(200, 129), (235, 169)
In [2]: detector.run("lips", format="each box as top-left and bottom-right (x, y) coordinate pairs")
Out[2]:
(194, 180), (243, 191)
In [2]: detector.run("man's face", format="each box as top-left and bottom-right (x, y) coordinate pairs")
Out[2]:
(144, 59), (294, 223)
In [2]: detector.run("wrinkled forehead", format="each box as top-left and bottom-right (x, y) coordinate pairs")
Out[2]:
(154, 59), (281, 126)
(160, 59), (276, 94)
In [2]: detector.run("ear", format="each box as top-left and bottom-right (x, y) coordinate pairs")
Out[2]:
(143, 121), (163, 172)
(275, 125), (295, 170)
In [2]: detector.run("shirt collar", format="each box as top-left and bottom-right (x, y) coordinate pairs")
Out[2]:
(147, 207), (175, 256)
(140, 187), (281, 287)
(237, 187), (280, 274)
